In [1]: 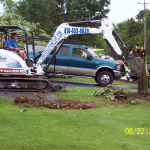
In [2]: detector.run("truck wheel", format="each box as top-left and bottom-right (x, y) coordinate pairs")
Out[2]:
(94, 77), (97, 83)
(96, 71), (113, 86)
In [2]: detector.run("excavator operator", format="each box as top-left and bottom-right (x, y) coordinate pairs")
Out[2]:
(7, 33), (26, 61)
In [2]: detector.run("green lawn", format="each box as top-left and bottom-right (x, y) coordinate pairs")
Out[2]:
(0, 87), (150, 150)
(94, 50), (106, 55)
(88, 46), (103, 49)
(51, 76), (137, 86)
(88, 46), (106, 55)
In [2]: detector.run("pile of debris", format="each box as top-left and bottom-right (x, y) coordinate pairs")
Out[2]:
(113, 90), (150, 103)
(14, 95), (98, 110)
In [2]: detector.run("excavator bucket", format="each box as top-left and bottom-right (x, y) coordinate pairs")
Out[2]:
(127, 57), (144, 78)
(127, 44), (148, 78)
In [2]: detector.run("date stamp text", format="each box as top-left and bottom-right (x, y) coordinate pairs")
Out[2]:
(125, 128), (150, 135)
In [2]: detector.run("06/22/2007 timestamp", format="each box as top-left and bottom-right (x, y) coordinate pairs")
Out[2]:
(125, 128), (150, 135)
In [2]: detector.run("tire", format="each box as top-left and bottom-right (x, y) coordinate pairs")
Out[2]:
(96, 71), (113, 86)
(94, 77), (97, 83)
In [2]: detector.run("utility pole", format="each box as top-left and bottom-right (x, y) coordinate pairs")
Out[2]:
(138, 1), (150, 91)
(138, 0), (150, 50)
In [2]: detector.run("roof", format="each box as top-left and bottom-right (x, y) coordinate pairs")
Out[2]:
(0, 25), (31, 32)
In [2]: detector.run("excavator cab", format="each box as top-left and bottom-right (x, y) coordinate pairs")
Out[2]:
(0, 26), (52, 91)
(0, 25), (36, 67)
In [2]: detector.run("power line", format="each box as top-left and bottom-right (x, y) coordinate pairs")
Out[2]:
(138, 0), (150, 49)
(110, 4), (139, 19)
(113, 10), (139, 23)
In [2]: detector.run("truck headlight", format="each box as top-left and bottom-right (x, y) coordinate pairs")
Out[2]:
(116, 65), (120, 71)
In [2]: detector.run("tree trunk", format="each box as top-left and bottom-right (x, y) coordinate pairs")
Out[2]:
(138, 56), (148, 91)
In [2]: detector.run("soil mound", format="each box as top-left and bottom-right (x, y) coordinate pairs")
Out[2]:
(114, 90), (150, 102)
(114, 91), (127, 101)
(14, 95), (98, 110)
(14, 95), (29, 104)
(138, 90), (150, 100)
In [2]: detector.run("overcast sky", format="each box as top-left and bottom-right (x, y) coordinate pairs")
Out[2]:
(0, 0), (150, 24)
(107, 0), (150, 24)
(0, 3), (3, 14)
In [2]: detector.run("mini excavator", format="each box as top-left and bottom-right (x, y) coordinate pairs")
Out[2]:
(0, 19), (139, 91)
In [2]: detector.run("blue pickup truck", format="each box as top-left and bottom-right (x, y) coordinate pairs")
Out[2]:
(29, 44), (125, 86)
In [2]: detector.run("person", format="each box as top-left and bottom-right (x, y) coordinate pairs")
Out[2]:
(3, 36), (7, 49)
(7, 33), (26, 61)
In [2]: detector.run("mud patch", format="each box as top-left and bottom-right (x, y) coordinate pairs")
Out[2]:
(14, 95), (98, 110)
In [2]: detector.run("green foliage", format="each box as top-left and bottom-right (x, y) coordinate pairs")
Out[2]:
(15, 0), (110, 34)
(136, 9), (150, 21)
(0, 0), (16, 13)
(72, 48), (83, 55)
(93, 85), (117, 101)
(94, 50), (106, 55)
(0, 0), (110, 48)
(0, 13), (51, 47)
(15, 0), (56, 34)
(95, 34), (105, 48)
(94, 85), (113, 96)
(14, 0), (110, 48)
(115, 10), (150, 62)
(115, 18), (143, 51)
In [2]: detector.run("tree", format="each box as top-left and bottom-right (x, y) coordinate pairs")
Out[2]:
(0, 0), (16, 13)
(116, 12), (149, 92)
(0, 0), (110, 48)
(136, 9), (150, 21)
(0, 13), (51, 47)
(15, 0), (56, 34)
(15, 0), (110, 48)
(116, 18), (143, 51)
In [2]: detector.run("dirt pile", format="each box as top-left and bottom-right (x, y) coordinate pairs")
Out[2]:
(14, 96), (97, 110)
(14, 95), (29, 104)
(137, 90), (150, 100)
(114, 91), (128, 101)
(113, 90), (150, 103)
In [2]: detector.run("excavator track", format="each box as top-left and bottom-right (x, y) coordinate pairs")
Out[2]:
(0, 77), (51, 92)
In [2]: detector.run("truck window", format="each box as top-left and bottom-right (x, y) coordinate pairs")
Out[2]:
(60, 46), (69, 56)
(72, 47), (88, 59)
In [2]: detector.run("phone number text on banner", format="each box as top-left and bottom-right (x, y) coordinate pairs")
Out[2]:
(64, 28), (89, 34)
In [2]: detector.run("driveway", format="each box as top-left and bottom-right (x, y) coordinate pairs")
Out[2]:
(49, 79), (138, 91)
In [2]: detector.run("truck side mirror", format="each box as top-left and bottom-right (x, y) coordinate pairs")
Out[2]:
(87, 54), (93, 60)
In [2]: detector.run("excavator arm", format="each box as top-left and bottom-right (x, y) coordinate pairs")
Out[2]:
(35, 19), (127, 75)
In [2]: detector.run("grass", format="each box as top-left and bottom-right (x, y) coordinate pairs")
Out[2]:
(58, 87), (105, 105)
(88, 46), (105, 55)
(88, 46), (104, 50)
(88, 47), (106, 55)
(51, 76), (137, 86)
(94, 50), (106, 55)
(0, 87), (150, 150)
